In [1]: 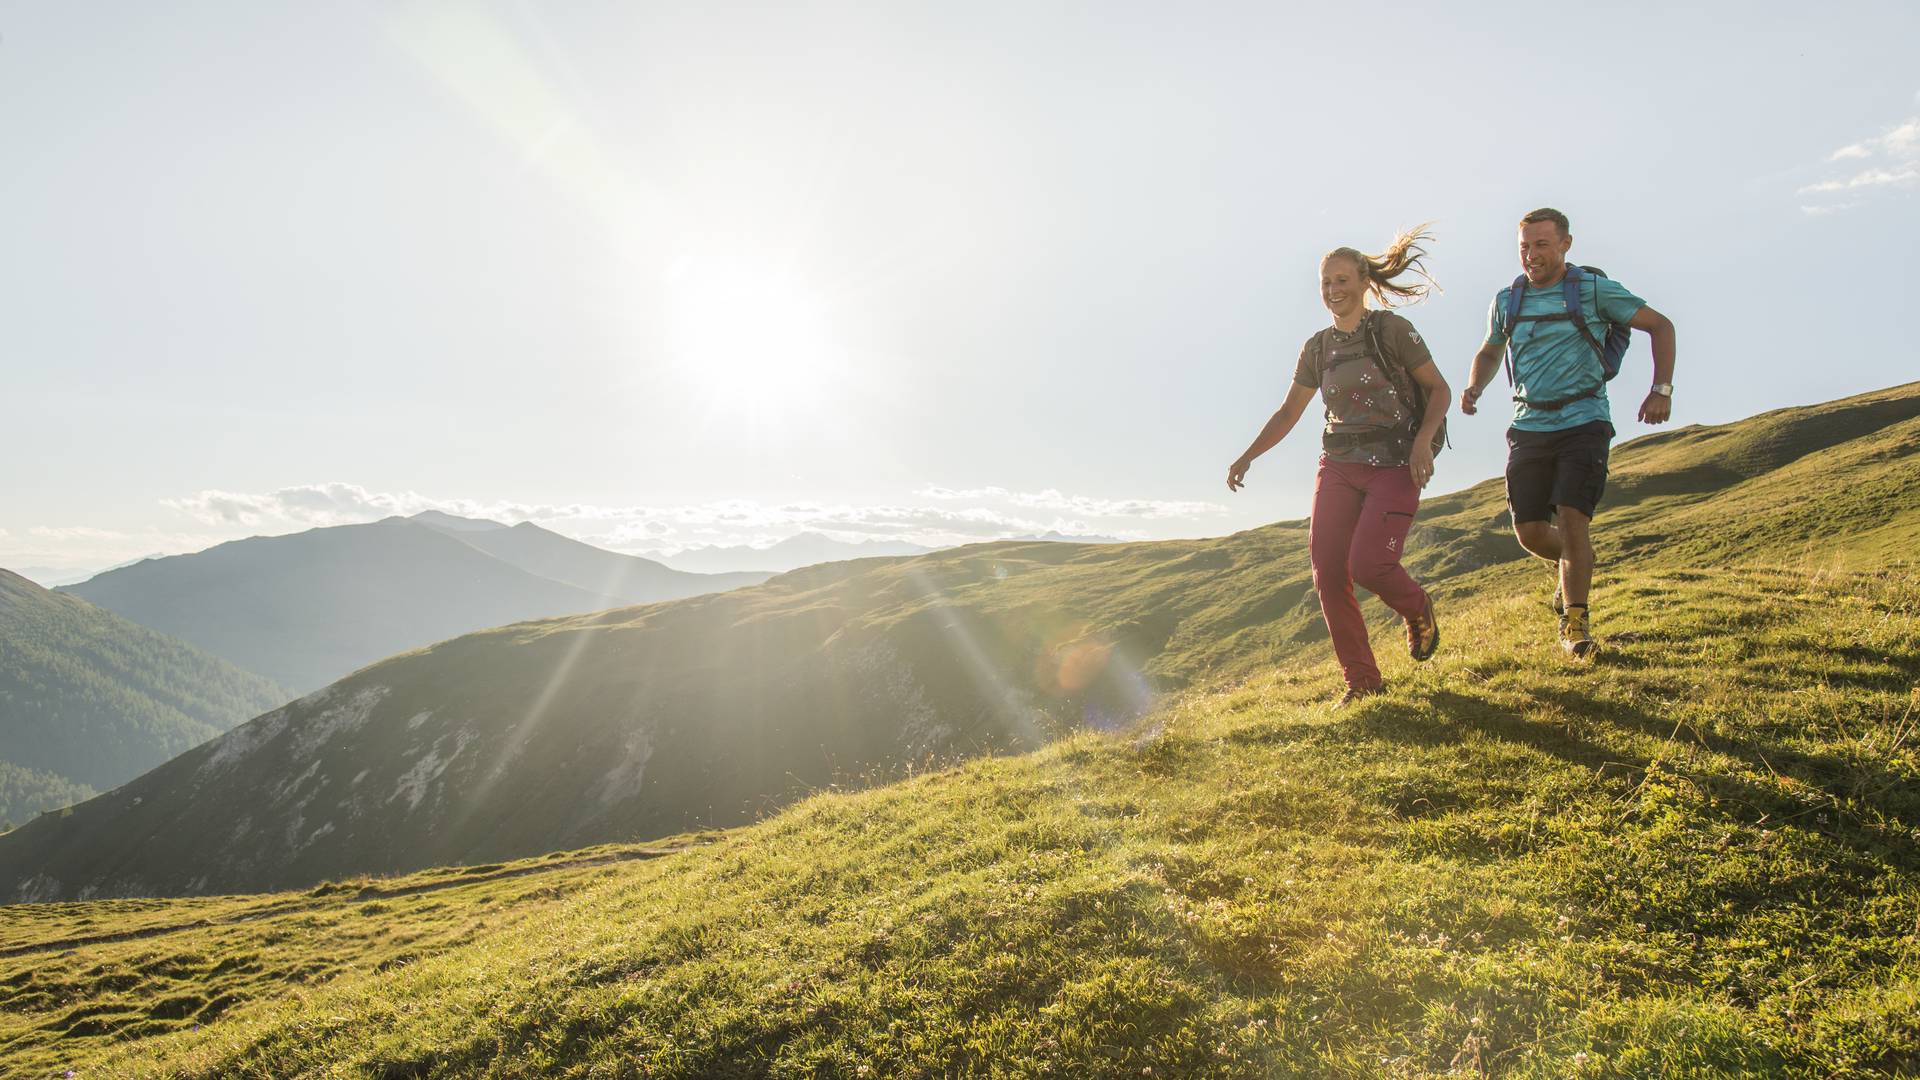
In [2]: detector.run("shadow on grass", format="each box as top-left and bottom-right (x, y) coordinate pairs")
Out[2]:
(1412, 686), (1920, 873)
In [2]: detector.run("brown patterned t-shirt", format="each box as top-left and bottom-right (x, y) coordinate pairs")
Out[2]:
(1292, 310), (1435, 466)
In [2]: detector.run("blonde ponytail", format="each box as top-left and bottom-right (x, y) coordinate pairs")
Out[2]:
(1324, 224), (1439, 308)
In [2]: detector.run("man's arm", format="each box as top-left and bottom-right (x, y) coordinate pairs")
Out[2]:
(1228, 382), (1318, 491)
(1628, 304), (1676, 424)
(1459, 342), (1503, 416)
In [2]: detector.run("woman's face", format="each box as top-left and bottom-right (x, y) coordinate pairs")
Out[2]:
(1320, 255), (1366, 321)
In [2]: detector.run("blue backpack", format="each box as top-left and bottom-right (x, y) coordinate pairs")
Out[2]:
(1502, 265), (1633, 411)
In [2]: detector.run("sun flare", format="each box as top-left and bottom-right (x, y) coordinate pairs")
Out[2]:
(664, 256), (847, 422)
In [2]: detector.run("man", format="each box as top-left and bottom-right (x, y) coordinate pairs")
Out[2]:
(1460, 208), (1676, 658)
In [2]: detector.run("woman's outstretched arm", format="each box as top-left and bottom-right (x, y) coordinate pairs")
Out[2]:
(1229, 382), (1318, 491)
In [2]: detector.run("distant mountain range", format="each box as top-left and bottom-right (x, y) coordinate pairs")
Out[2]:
(650, 533), (939, 574)
(0, 569), (290, 827)
(649, 531), (1121, 574)
(10, 566), (99, 588)
(61, 513), (768, 693)
(8, 381), (1919, 900)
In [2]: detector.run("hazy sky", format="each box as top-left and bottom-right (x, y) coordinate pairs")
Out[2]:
(5, 2), (1917, 575)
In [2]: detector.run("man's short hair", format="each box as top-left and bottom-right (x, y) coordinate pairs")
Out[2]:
(1520, 207), (1570, 237)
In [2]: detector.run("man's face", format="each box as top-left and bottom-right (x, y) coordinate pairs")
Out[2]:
(1518, 220), (1571, 287)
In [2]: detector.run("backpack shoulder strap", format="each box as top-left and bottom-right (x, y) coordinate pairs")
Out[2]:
(1561, 265), (1606, 359)
(1306, 326), (1329, 371)
(1302, 327), (1334, 398)
(1363, 311), (1391, 367)
(1503, 276), (1528, 336)
(1560, 264), (1583, 314)
(1502, 277), (1528, 385)
(1367, 312), (1416, 401)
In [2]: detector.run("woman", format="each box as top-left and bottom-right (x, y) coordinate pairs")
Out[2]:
(1227, 228), (1450, 706)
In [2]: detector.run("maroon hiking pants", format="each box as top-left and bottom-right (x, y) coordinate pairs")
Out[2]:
(1309, 459), (1430, 691)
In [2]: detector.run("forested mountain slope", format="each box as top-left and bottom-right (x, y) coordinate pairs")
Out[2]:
(0, 570), (289, 826)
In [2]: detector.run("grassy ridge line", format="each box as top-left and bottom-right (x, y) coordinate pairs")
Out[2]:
(38, 563), (1920, 1079)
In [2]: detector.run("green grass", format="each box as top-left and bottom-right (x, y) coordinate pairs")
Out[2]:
(7, 561), (1915, 1078)
(10, 384), (1918, 902)
(0, 838), (711, 1077)
(7, 383), (1920, 1075)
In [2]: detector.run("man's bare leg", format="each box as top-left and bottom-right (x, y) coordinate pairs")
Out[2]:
(1513, 519), (1562, 563)
(1553, 506), (1594, 607)
(1551, 506), (1597, 656)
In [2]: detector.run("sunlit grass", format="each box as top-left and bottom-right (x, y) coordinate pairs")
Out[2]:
(9, 564), (1915, 1078)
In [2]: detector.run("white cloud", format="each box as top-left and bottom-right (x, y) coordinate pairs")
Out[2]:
(28, 526), (132, 541)
(0, 526), (231, 574)
(163, 482), (482, 527)
(1827, 118), (1919, 162)
(1799, 164), (1920, 194)
(156, 481), (1214, 556)
(916, 485), (1228, 519)
(1804, 115), (1920, 212)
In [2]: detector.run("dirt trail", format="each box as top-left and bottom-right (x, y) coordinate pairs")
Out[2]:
(0, 845), (689, 961)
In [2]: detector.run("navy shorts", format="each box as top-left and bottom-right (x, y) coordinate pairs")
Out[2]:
(1506, 420), (1613, 524)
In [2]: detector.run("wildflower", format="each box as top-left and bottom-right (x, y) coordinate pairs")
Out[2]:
(1572, 1051), (1589, 1066)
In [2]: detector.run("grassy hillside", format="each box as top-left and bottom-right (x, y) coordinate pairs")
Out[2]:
(0, 570), (290, 824)
(5, 383), (1919, 902)
(5, 560), (1914, 1078)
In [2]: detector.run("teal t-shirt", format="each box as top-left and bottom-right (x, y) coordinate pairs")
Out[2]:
(1484, 273), (1644, 432)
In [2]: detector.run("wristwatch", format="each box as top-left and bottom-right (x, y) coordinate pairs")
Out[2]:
(1650, 383), (1674, 397)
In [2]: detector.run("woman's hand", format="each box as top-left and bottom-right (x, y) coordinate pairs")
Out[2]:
(1408, 443), (1434, 490)
(1227, 456), (1252, 492)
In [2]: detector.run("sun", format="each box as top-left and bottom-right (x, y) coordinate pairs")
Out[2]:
(664, 256), (847, 423)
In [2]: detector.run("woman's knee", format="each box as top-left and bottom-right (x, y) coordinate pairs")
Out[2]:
(1310, 549), (1352, 588)
(1351, 561), (1399, 593)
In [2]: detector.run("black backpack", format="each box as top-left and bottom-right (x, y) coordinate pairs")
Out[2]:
(1362, 312), (1447, 459)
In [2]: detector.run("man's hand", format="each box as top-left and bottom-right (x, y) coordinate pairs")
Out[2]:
(1637, 391), (1672, 425)
(1460, 383), (1483, 416)
(1408, 443), (1434, 490)
(1227, 457), (1251, 492)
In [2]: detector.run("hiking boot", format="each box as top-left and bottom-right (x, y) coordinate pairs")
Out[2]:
(1333, 684), (1385, 709)
(1559, 604), (1596, 659)
(1407, 594), (1439, 662)
(1549, 580), (1565, 616)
